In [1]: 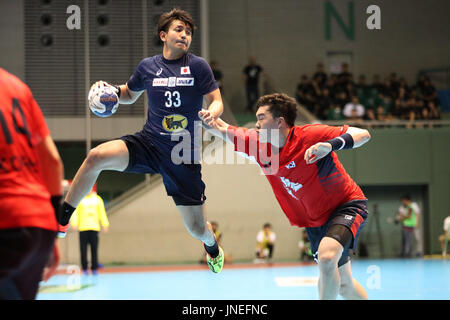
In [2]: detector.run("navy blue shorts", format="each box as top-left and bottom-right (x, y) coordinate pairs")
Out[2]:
(120, 131), (206, 206)
(306, 200), (368, 267)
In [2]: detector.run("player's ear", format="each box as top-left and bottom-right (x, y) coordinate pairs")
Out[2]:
(277, 117), (286, 128)
(159, 30), (167, 43)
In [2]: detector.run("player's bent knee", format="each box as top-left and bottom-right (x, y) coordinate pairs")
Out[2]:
(318, 250), (340, 272)
(85, 147), (108, 170)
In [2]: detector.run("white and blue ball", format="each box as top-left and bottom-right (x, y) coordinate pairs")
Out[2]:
(88, 84), (119, 118)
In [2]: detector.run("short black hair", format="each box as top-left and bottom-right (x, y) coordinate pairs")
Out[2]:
(157, 8), (195, 36)
(256, 93), (298, 127)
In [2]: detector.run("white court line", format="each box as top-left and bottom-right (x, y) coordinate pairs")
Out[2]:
(274, 276), (319, 287)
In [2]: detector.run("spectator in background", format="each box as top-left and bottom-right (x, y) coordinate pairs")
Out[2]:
(343, 96), (365, 121)
(439, 216), (450, 257)
(210, 60), (224, 94)
(338, 62), (352, 87)
(313, 62), (328, 88)
(71, 184), (109, 275)
(0, 68), (64, 300)
(255, 223), (276, 263)
(393, 87), (412, 120)
(243, 56), (263, 112)
(370, 74), (384, 98)
(295, 74), (314, 113)
(316, 87), (333, 120)
(396, 195), (421, 258)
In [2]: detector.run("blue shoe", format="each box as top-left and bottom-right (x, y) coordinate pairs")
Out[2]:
(92, 270), (98, 276)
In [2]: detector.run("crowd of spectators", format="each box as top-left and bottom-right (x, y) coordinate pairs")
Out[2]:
(295, 63), (441, 124)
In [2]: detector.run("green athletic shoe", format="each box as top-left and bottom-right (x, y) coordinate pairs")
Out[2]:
(206, 247), (224, 274)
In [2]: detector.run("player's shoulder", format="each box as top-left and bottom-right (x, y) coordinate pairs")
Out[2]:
(0, 68), (33, 100)
(138, 56), (157, 67)
(0, 68), (28, 91)
(186, 53), (209, 69)
(298, 123), (345, 134)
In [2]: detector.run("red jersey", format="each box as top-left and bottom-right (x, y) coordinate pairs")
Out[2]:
(227, 124), (366, 228)
(0, 68), (57, 231)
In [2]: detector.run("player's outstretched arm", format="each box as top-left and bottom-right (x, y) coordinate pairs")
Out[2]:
(305, 126), (371, 164)
(198, 111), (233, 143)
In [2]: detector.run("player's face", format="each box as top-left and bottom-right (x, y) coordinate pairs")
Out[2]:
(161, 20), (192, 54)
(255, 106), (280, 143)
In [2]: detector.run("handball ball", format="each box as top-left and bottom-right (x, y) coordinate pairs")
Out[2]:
(88, 84), (119, 118)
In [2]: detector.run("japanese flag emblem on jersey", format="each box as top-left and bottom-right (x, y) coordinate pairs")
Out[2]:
(181, 66), (190, 75)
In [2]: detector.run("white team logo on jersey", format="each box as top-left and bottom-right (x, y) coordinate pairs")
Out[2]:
(176, 77), (194, 86)
(280, 177), (302, 200)
(156, 68), (163, 76)
(286, 161), (296, 169)
(181, 66), (190, 75)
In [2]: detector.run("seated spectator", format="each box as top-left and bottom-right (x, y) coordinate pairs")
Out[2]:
(295, 75), (315, 113)
(393, 87), (412, 120)
(422, 101), (441, 123)
(389, 72), (400, 93)
(371, 74), (384, 96)
(421, 77), (439, 105)
(313, 62), (328, 87)
(338, 62), (352, 86)
(343, 96), (365, 120)
(255, 223), (276, 263)
(316, 87), (333, 120)
(356, 74), (369, 99)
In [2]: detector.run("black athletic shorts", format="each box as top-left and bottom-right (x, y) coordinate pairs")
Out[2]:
(0, 227), (56, 300)
(306, 199), (368, 267)
(120, 131), (206, 206)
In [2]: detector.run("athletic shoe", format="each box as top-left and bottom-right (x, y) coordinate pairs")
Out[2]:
(206, 246), (224, 274)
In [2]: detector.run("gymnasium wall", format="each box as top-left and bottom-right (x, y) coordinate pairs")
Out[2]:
(57, 127), (450, 264)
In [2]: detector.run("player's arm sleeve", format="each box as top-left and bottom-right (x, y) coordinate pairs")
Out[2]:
(304, 124), (350, 146)
(195, 58), (219, 96)
(126, 59), (147, 92)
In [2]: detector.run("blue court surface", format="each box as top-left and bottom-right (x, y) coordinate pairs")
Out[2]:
(37, 259), (450, 300)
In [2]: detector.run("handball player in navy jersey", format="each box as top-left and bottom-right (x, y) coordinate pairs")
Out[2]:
(60, 8), (225, 273)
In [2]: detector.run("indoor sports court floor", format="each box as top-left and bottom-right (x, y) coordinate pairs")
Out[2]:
(37, 258), (450, 300)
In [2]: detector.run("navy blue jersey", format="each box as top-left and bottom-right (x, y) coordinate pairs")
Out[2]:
(127, 53), (218, 156)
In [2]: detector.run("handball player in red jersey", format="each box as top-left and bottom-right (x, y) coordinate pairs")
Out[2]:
(0, 68), (64, 299)
(200, 93), (371, 300)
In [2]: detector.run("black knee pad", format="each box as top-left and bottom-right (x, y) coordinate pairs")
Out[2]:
(325, 224), (353, 250)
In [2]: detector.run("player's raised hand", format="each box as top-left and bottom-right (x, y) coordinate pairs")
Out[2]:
(304, 142), (332, 164)
(198, 110), (228, 133)
(198, 109), (217, 127)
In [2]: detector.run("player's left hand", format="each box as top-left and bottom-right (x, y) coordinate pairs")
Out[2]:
(304, 142), (332, 164)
